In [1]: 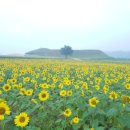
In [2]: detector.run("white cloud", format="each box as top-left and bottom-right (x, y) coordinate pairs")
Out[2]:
(0, 0), (130, 53)
(0, 0), (106, 29)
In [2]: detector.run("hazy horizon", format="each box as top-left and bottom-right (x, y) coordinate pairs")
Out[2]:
(0, 0), (130, 54)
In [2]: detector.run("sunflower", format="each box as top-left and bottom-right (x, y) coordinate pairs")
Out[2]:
(82, 82), (88, 90)
(31, 99), (38, 104)
(14, 112), (30, 127)
(11, 79), (17, 84)
(109, 91), (118, 100)
(58, 83), (63, 89)
(20, 88), (26, 95)
(0, 77), (4, 82)
(40, 83), (49, 89)
(0, 102), (11, 120)
(89, 97), (99, 108)
(23, 77), (30, 83)
(38, 90), (49, 101)
(103, 85), (109, 94)
(75, 85), (79, 89)
(42, 77), (47, 81)
(125, 84), (130, 90)
(121, 95), (130, 104)
(64, 80), (71, 85)
(66, 80), (71, 85)
(72, 117), (79, 124)
(0, 99), (6, 103)
(18, 83), (22, 88)
(3, 84), (11, 92)
(60, 90), (66, 97)
(67, 90), (72, 96)
(81, 90), (84, 97)
(63, 108), (72, 117)
(25, 89), (33, 96)
(94, 85), (100, 91)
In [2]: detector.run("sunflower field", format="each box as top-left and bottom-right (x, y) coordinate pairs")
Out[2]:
(0, 59), (130, 130)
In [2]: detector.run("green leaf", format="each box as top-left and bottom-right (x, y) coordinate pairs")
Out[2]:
(106, 108), (117, 117)
(82, 111), (89, 119)
(61, 120), (68, 127)
(27, 104), (39, 114)
(109, 128), (118, 130)
(125, 105), (130, 112)
(26, 126), (41, 130)
(4, 116), (12, 123)
(97, 109), (105, 115)
(8, 125), (19, 130)
(72, 124), (79, 130)
(117, 114), (130, 128)
(92, 119), (98, 128)
(55, 118), (62, 124)
(96, 127), (104, 130)
(56, 126), (63, 130)
(83, 124), (89, 130)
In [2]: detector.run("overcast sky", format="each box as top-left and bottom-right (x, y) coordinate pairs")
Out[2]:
(0, 0), (130, 54)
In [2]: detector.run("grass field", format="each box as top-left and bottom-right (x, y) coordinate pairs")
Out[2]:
(0, 58), (130, 130)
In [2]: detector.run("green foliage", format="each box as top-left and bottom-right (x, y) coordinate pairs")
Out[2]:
(60, 45), (73, 58)
(0, 59), (130, 130)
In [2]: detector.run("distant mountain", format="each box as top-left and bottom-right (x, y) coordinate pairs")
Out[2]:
(25, 48), (112, 60)
(6, 53), (24, 56)
(106, 51), (130, 59)
(0, 54), (24, 57)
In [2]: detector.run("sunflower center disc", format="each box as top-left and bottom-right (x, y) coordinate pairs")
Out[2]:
(0, 107), (5, 115)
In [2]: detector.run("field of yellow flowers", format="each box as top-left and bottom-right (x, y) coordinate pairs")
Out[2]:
(0, 59), (130, 130)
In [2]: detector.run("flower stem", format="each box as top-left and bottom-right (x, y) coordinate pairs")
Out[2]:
(1, 120), (5, 130)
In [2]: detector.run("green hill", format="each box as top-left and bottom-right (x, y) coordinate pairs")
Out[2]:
(106, 51), (130, 59)
(25, 48), (112, 60)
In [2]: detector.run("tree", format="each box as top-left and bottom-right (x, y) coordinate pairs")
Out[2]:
(60, 45), (73, 58)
